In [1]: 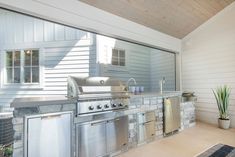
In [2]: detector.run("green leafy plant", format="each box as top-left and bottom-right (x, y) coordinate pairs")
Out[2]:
(0, 145), (5, 157)
(212, 85), (231, 120)
(4, 147), (13, 157)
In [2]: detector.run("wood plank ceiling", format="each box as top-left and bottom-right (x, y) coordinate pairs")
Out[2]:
(79, 0), (235, 39)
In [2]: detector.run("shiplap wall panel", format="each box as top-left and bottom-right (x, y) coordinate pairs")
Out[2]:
(0, 10), (96, 110)
(182, 3), (235, 127)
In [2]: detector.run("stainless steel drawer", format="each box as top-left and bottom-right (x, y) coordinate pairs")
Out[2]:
(138, 121), (155, 143)
(137, 111), (155, 123)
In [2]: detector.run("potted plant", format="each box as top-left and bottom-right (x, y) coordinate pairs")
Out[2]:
(212, 85), (231, 129)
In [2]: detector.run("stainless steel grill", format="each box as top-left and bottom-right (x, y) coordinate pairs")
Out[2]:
(67, 76), (129, 115)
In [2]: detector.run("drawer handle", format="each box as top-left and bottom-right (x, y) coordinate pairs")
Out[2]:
(107, 118), (120, 123)
(41, 115), (61, 119)
(91, 121), (106, 126)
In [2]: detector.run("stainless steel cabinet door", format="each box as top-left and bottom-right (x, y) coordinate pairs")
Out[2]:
(106, 116), (128, 153)
(76, 121), (107, 157)
(138, 121), (155, 143)
(26, 112), (72, 157)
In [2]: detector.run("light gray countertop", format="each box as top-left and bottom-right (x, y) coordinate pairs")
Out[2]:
(11, 91), (182, 108)
(11, 97), (77, 108)
(130, 91), (182, 98)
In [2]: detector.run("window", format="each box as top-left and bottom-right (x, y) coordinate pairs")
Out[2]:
(5, 49), (40, 84)
(111, 48), (125, 66)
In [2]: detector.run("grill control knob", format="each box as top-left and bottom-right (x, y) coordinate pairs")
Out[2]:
(104, 104), (109, 108)
(119, 103), (123, 107)
(112, 104), (117, 107)
(97, 105), (102, 109)
(89, 106), (94, 110)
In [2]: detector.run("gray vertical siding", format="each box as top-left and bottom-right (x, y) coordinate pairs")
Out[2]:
(0, 9), (96, 110)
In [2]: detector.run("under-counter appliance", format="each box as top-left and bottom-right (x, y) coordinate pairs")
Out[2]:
(163, 96), (181, 135)
(24, 112), (72, 157)
(76, 116), (128, 157)
(67, 76), (129, 116)
(137, 111), (156, 143)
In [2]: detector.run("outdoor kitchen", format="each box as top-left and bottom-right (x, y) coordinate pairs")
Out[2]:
(10, 76), (196, 157)
(0, 6), (198, 157)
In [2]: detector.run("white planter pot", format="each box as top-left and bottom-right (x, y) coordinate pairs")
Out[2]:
(218, 118), (230, 129)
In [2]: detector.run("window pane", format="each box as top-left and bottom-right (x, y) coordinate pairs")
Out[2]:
(119, 50), (125, 58)
(112, 57), (118, 65)
(6, 68), (12, 83)
(32, 67), (39, 83)
(112, 49), (118, 58)
(24, 67), (31, 83)
(14, 51), (21, 66)
(24, 50), (31, 66)
(120, 58), (125, 66)
(14, 68), (20, 83)
(32, 50), (39, 66)
(6, 51), (13, 67)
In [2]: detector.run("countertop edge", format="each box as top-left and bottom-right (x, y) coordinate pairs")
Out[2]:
(11, 97), (77, 108)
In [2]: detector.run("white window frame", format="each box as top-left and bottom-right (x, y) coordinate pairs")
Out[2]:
(111, 48), (126, 67)
(0, 48), (44, 89)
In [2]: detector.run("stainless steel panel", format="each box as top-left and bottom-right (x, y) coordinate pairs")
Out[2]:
(138, 121), (155, 143)
(137, 111), (155, 124)
(164, 96), (181, 135)
(106, 116), (128, 153)
(76, 121), (107, 157)
(67, 76), (127, 98)
(25, 112), (72, 157)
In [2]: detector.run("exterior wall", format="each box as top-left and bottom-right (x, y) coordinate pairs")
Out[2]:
(97, 35), (151, 91)
(97, 35), (176, 92)
(150, 49), (176, 92)
(0, 10), (96, 110)
(0, 0), (181, 53)
(181, 2), (235, 127)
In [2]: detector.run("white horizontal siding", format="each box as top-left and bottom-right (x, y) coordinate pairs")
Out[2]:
(0, 9), (96, 110)
(182, 2), (235, 127)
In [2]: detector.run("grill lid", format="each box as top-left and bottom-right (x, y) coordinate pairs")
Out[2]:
(67, 76), (129, 100)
